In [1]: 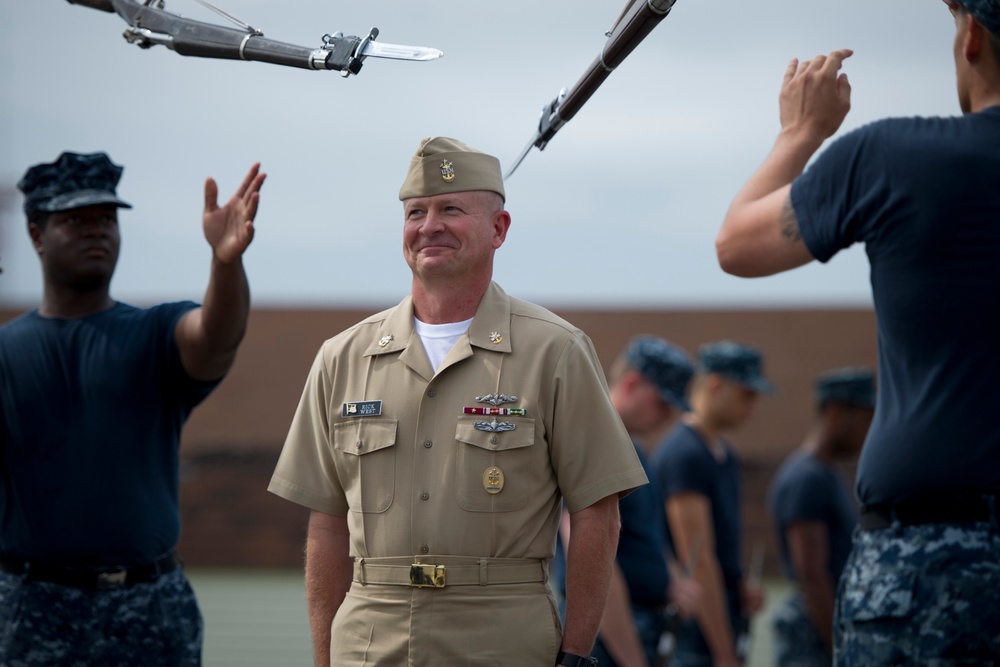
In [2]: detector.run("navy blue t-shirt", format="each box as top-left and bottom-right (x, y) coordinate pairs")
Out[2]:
(653, 423), (743, 592)
(616, 443), (670, 607)
(768, 451), (856, 584)
(792, 106), (1000, 506)
(0, 302), (218, 565)
(551, 441), (670, 608)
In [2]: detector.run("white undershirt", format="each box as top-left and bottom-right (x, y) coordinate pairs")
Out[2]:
(414, 317), (474, 372)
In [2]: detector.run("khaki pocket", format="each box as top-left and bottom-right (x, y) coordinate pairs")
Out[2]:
(454, 416), (535, 512)
(333, 419), (398, 513)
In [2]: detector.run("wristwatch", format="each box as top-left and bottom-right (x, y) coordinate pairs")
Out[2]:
(555, 650), (598, 667)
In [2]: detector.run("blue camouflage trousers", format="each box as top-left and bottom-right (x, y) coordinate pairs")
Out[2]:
(773, 593), (831, 667)
(0, 567), (202, 667)
(834, 521), (1000, 666)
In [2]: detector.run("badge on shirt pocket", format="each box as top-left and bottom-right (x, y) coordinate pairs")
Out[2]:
(454, 416), (534, 512)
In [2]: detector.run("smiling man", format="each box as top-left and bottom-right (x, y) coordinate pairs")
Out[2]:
(0, 151), (264, 666)
(269, 137), (647, 667)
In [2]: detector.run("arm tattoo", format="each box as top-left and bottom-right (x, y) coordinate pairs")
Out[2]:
(779, 196), (802, 242)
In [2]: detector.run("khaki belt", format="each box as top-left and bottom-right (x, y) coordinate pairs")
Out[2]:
(354, 556), (547, 588)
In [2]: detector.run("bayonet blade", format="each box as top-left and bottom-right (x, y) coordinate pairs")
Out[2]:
(358, 40), (443, 62)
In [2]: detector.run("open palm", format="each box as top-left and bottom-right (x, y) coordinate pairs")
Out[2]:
(203, 163), (266, 263)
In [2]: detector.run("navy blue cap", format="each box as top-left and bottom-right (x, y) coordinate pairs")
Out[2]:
(952, 0), (1000, 39)
(625, 335), (694, 411)
(698, 340), (774, 394)
(816, 367), (876, 408)
(18, 151), (132, 215)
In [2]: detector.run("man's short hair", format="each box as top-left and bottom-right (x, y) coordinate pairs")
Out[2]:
(954, 0), (1000, 40)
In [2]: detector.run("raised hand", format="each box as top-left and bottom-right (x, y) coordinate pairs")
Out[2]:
(203, 163), (266, 263)
(779, 49), (854, 145)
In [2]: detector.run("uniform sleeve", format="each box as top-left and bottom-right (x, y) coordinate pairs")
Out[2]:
(792, 121), (893, 264)
(157, 301), (221, 408)
(549, 331), (647, 513)
(268, 343), (348, 515)
(774, 465), (830, 526)
(655, 430), (713, 500)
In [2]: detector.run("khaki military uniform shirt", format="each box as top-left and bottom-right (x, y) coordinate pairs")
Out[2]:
(269, 282), (646, 561)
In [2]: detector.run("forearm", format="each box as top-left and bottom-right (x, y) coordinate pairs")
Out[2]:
(798, 572), (836, 652)
(715, 130), (820, 277)
(598, 566), (649, 667)
(732, 128), (824, 210)
(563, 496), (620, 656)
(177, 254), (250, 382)
(788, 522), (835, 652)
(305, 513), (353, 667)
(692, 558), (738, 664)
(199, 253), (251, 357)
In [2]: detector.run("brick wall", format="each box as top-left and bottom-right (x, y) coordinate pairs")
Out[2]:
(2, 306), (877, 576)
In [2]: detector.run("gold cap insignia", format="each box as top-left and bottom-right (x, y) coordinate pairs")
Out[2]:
(440, 159), (455, 183)
(489, 331), (503, 344)
(378, 334), (394, 347)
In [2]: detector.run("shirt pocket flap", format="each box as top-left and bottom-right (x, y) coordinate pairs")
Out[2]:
(333, 419), (398, 457)
(455, 417), (534, 452)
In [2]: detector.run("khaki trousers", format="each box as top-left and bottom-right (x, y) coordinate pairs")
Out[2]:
(330, 580), (562, 666)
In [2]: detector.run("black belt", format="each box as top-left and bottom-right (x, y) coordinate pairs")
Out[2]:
(859, 494), (999, 531)
(0, 551), (179, 589)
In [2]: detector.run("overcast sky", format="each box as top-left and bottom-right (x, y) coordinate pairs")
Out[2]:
(0, 0), (958, 310)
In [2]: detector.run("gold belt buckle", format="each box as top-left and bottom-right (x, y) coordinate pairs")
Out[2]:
(409, 562), (445, 588)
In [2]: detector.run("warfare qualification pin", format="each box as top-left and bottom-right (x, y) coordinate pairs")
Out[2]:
(440, 159), (455, 183)
(483, 466), (504, 494)
(474, 418), (516, 433)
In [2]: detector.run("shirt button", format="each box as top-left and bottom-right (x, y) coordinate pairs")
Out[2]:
(423, 440), (433, 449)
(426, 388), (436, 398)
(491, 436), (499, 445)
(420, 545), (429, 554)
(356, 440), (363, 450)
(420, 492), (429, 501)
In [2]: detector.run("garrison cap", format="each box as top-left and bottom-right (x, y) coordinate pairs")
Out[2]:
(625, 335), (695, 411)
(18, 151), (132, 215)
(698, 340), (775, 394)
(816, 367), (876, 408)
(398, 137), (505, 202)
(952, 0), (1000, 39)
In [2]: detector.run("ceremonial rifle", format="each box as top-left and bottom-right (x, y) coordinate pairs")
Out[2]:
(505, 0), (677, 179)
(65, 0), (443, 77)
